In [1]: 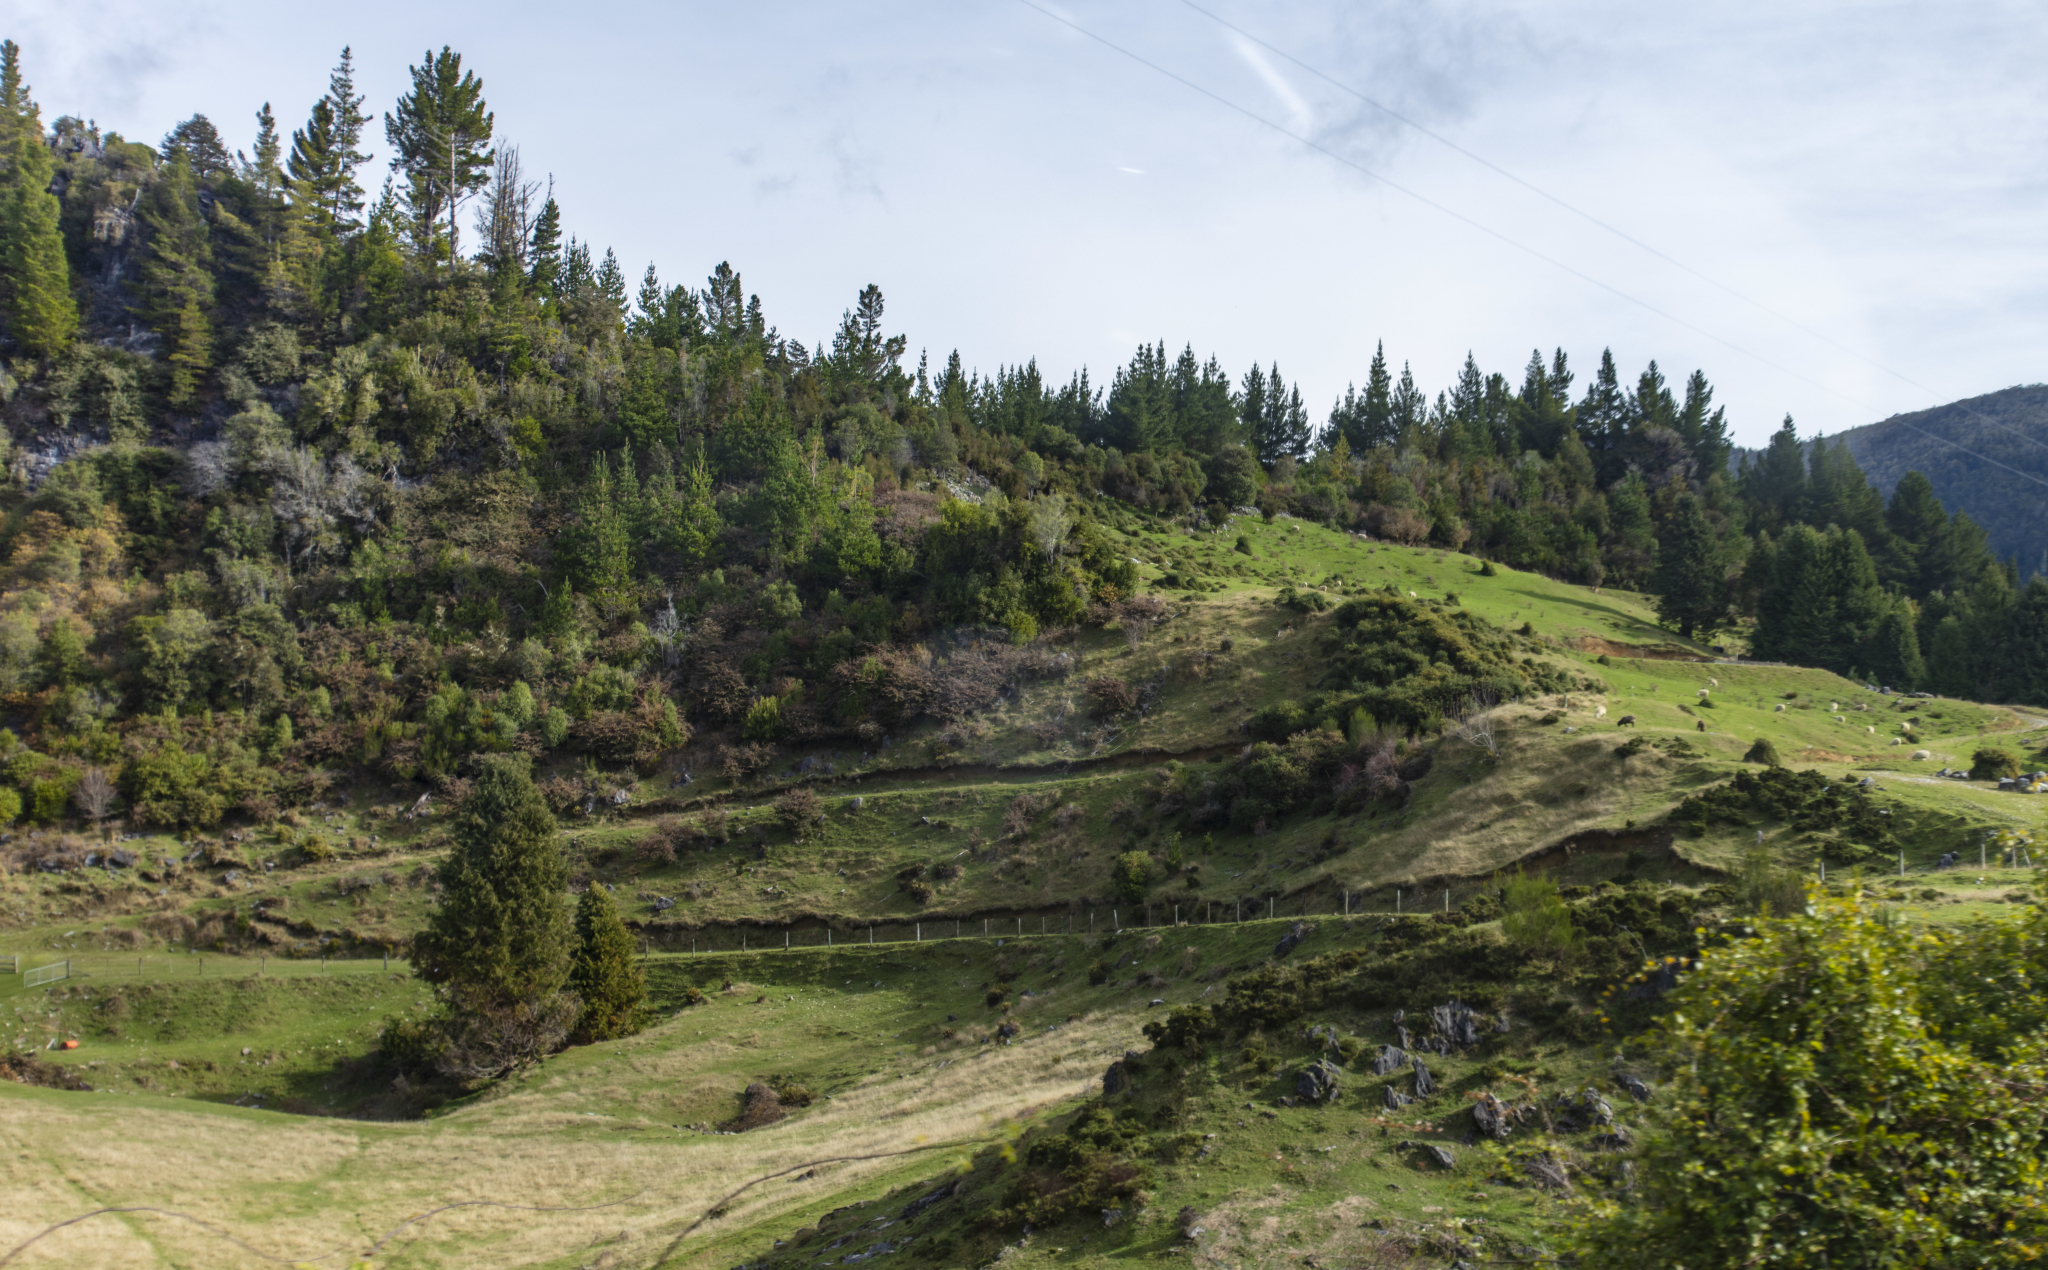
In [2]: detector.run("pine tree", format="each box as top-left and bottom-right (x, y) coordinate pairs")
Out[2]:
(1743, 415), (1808, 529)
(0, 41), (77, 357)
(413, 759), (573, 1077)
(1752, 525), (1885, 674)
(1576, 348), (1628, 479)
(1391, 361), (1425, 445)
(526, 192), (562, 295)
(384, 46), (494, 262)
(135, 151), (215, 407)
(249, 103), (282, 195)
(162, 115), (232, 180)
(568, 885), (646, 1043)
(1359, 341), (1394, 449)
(1649, 491), (1723, 640)
(1863, 596), (1926, 690)
(288, 49), (372, 236)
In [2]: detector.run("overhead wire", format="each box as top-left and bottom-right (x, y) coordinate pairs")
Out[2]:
(1175, 0), (2048, 465)
(1014, 0), (1856, 410)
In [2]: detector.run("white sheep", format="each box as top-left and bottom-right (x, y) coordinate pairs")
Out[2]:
(1697, 688), (1710, 698)
(1774, 704), (1787, 713)
(1709, 677), (1719, 687)
(1595, 706), (1607, 719)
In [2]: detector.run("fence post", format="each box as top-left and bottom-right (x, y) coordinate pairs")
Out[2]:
(786, 931), (790, 949)
(1898, 851), (1905, 877)
(1268, 897), (1274, 920)
(869, 926), (873, 944)
(1444, 890), (1449, 913)
(916, 923), (921, 942)
(1017, 918), (1022, 937)
(1396, 890), (1401, 913)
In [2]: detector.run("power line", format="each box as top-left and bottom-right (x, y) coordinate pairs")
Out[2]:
(1889, 420), (2048, 492)
(1173, 0), (2048, 460)
(1017, 0), (1864, 410)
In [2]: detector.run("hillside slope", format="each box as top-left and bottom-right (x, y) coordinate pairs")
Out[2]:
(1838, 384), (2048, 578)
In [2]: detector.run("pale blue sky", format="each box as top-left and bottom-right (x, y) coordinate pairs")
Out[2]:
(8, 0), (2046, 445)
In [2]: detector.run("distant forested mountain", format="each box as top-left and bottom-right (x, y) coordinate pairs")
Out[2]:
(1835, 386), (2048, 583)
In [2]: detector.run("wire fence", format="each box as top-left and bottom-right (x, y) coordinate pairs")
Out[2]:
(0, 951), (410, 995)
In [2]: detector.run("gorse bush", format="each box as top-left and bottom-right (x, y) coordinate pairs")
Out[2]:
(1568, 885), (2048, 1268)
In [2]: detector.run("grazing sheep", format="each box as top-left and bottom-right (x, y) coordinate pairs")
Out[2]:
(1594, 706), (1607, 719)
(1774, 704), (1787, 712)
(1616, 715), (1637, 727)
(1697, 688), (1710, 698)
(1708, 677), (1720, 687)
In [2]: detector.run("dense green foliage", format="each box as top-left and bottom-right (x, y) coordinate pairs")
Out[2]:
(410, 760), (574, 1079)
(567, 882), (647, 1042)
(1671, 768), (1896, 864)
(1570, 888), (2048, 1269)
(0, 35), (2033, 847)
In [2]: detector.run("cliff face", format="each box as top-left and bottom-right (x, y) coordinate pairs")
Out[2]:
(1839, 384), (2048, 580)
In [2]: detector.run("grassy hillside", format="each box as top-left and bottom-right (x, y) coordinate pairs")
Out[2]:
(3, 517), (2047, 1268)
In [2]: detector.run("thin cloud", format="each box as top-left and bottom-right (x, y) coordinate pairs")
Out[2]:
(1229, 33), (1313, 133)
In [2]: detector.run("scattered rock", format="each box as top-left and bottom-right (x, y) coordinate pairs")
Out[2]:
(1412, 1058), (1435, 1098)
(1295, 1058), (1342, 1103)
(1371, 1045), (1408, 1076)
(1471, 1091), (1518, 1140)
(1522, 1150), (1572, 1191)
(652, 896), (675, 911)
(1430, 1001), (1481, 1049)
(1102, 1060), (1130, 1096)
(995, 1020), (1021, 1043)
(1273, 921), (1316, 957)
(1617, 1074), (1652, 1102)
(1384, 1086), (1413, 1110)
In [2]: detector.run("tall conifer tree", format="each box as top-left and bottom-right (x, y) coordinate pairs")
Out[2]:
(0, 41), (76, 357)
(568, 885), (646, 1043)
(384, 46), (494, 262)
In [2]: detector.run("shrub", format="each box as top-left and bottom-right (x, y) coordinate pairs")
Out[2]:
(1743, 737), (1782, 767)
(1111, 850), (1153, 901)
(0, 787), (19, 824)
(741, 695), (784, 742)
(1479, 559), (1498, 577)
(1234, 535), (1253, 555)
(775, 787), (825, 834)
(1501, 871), (1578, 961)
(1085, 676), (1137, 716)
(1566, 888), (2048, 1267)
(1088, 959), (1111, 986)
(1972, 746), (2022, 780)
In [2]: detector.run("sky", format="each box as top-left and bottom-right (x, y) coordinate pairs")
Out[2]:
(8, 0), (2047, 447)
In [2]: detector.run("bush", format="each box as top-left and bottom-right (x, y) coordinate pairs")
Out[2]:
(775, 787), (825, 834)
(1085, 676), (1137, 717)
(1743, 737), (1782, 767)
(1972, 746), (2022, 780)
(1501, 871), (1578, 961)
(741, 696), (784, 742)
(1111, 850), (1153, 901)
(1234, 535), (1253, 556)
(1566, 888), (2048, 1267)
(0, 787), (19, 824)
(1479, 559), (1498, 577)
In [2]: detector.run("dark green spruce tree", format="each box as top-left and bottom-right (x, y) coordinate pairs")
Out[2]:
(1649, 491), (1724, 640)
(413, 759), (574, 1081)
(569, 885), (646, 1043)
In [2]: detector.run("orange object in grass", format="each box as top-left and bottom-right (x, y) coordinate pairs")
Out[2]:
(60, 1040), (78, 1050)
